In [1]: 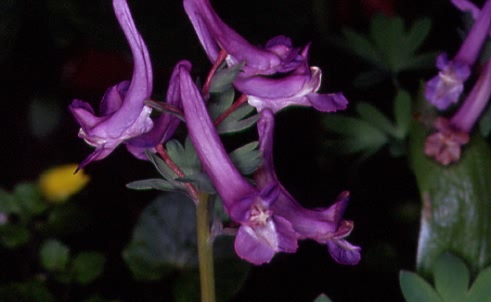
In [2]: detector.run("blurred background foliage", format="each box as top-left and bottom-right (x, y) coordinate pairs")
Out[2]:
(0, 0), (468, 301)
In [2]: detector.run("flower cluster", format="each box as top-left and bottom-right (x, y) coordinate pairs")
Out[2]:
(424, 0), (491, 165)
(70, 0), (360, 265)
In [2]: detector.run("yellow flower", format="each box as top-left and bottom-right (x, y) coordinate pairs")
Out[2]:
(39, 164), (90, 203)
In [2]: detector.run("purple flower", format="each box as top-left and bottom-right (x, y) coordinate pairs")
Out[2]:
(425, 0), (491, 110)
(70, 0), (153, 169)
(179, 61), (359, 265)
(179, 61), (297, 264)
(125, 62), (186, 159)
(254, 109), (361, 265)
(183, 0), (348, 113)
(425, 59), (491, 165)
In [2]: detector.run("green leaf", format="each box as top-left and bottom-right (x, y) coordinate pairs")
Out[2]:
(465, 266), (491, 302)
(217, 114), (259, 134)
(0, 281), (55, 302)
(356, 102), (397, 136)
(145, 150), (184, 187)
(342, 28), (384, 67)
(400, 271), (443, 302)
(410, 103), (491, 276)
(176, 172), (216, 193)
(209, 62), (245, 93)
(40, 239), (70, 272)
(398, 52), (437, 71)
(13, 182), (47, 222)
(0, 225), (30, 248)
(41, 202), (92, 236)
(405, 18), (432, 53)
(0, 188), (19, 214)
(207, 87), (235, 120)
(72, 251), (106, 284)
(216, 102), (258, 134)
(479, 103), (491, 137)
(313, 294), (333, 302)
(394, 90), (412, 138)
(323, 115), (388, 154)
(371, 14), (404, 70)
(123, 193), (198, 281)
(126, 178), (179, 192)
(433, 253), (470, 302)
(229, 141), (262, 175)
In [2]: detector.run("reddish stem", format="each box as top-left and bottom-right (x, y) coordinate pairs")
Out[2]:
(214, 94), (248, 126)
(155, 144), (199, 201)
(203, 49), (228, 97)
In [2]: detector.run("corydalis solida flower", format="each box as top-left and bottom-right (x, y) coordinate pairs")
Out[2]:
(425, 0), (491, 110)
(179, 61), (360, 265)
(183, 0), (348, 113)
(70, 0), (153, 169)
(425, 59), (491, 165)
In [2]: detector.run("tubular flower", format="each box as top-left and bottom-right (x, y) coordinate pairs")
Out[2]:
(425, 59), (491, 165)
(183, 0), (348, 113)
(125, 62), (186, 159)
(179, 62), (359, 265)
(254, 109), (361, 265)
(179, 61), (297, 264)
(70, 0), (153, 169)
(425, 0), (491, 110)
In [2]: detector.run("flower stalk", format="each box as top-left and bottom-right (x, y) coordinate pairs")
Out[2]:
(196, 192), (216, 302)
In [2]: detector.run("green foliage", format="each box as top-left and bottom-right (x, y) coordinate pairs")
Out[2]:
(478, 103), (491, 137)
(207, 86), (259, 134)
(41, 202), (93, 236)
(0, 183), (48, 248)
(341, 14), (436, 88)
(123, 193), (199, 280)
(228, 141), (262, 175)
(0, 281), (56, 302)
(313, 294), (333, 302)
(40, 239), (106, 285)
(129, 134), (262, 193)
(410, 119), (491, 275)
(123, 193), (249, 301)
(209, 62), (246, 93)
(400, 253), (491, 302)
(72, 252), (106, 284)
(323, 90), (412, 159)
(40, 239), (70, 272)
(400, 271), (444, 302)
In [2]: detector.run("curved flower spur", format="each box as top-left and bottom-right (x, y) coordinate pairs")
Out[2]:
(70, 0), (154, 170)
(183, 0), (348, 114)
(179, 61), (360, 265)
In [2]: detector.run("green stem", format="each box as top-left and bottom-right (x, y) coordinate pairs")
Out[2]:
(196, 192), (216, 302)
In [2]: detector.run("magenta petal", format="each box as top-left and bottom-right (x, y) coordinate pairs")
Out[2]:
(99, 81), (128, 115)
(307, 93), (349, 113)
(69, 100), (101, 131)
(126, 60), (188, 153)
(234, 215), (297, 265)
(234, 226), (276, 265)
(183, 0), (281, 72)
(70, 0), (154, 167)
(326, 239), (361, 265)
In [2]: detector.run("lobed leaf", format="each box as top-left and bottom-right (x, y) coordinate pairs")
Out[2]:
(433, 253), (470, 302)
(399, 271), (443, 302)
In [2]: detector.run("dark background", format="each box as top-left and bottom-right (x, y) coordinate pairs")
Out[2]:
(0, 0), (464, 301)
